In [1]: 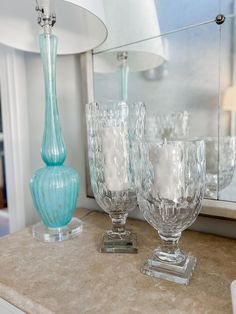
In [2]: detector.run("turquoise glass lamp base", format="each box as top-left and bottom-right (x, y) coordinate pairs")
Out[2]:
(32, 217), (82, 242)
(30, 33), (82, 243)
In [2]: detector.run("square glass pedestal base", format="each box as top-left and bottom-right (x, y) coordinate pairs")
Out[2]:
(100, 231), (138, 253)
(32, 217), (83, 243)
(141, 252), (196, 285)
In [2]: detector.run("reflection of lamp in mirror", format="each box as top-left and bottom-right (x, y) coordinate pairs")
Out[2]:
(143, 39), (170, 81)
(0, 0), (107, 242)
(93, 0), (165, 102)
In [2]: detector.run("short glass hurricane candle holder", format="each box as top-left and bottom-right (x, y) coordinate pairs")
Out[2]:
(86, 101), (145, 253)
(137, 139), (205, 285)
(205, 136), (236, 199)
(30, 33), (82, 242)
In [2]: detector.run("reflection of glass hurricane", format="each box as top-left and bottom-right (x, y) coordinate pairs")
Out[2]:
(145, 111), (189, 141)
(205, 137), (236, 199)
(86, 101), (145, 253)
(136, 139), (205, 285)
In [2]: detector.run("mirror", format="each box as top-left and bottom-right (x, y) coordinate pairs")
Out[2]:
(88, 0), (236, 218)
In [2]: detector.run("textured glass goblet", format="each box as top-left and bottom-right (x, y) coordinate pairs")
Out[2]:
(86, 101), (145, 253)
(205, 136), (236, 199)
(137, 139), (205, 285)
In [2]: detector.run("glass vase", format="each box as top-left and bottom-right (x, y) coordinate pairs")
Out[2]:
(137, 139), (205, 284)
(86, 101), (145, 253)
(30, 33), (82, 242)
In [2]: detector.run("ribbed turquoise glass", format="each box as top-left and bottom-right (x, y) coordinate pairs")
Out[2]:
(40, 33), (66, 166)
(30, 33), (79, 228)
(119, 62), (129, 103)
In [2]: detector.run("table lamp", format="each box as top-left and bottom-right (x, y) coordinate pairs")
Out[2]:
(93, 0), (165, 102)
(0, 0), (107, 242)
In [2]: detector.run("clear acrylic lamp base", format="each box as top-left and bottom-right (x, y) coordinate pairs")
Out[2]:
(141, 250), (196, 285)
(32, 217), (83, 243)
(100, 230), (138, 253)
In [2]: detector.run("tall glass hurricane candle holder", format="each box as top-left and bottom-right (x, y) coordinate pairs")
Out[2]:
(86, 101), (145, 253)
(137, 139), (205, 285)
(30, 33), (82, 242)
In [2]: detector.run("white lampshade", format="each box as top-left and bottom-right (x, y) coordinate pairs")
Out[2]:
(93, 0), (165, 73)
(223, 86), (236, 111)
(0, 0), (107, 55)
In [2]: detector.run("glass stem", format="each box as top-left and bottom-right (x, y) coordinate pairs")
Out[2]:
(156, 232), (185, 264)
(159, 233), (180, 254)
(110, 213), (128, 233)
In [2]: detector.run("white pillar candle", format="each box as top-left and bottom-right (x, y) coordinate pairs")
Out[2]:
(101, 126), (130, 191)
(150, 144), (184, 201)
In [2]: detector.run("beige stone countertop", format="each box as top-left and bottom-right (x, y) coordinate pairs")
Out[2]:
(0, 208), (235, 314)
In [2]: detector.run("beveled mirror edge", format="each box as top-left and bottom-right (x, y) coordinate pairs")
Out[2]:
(80, 51), (236, 221)
(202, 199), (236, 220)
(80, 51), (94, 200)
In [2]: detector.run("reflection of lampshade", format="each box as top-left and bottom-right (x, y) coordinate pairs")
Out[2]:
(0, 0), (107, 54)
(223, 86), (236, 111)
(93, 0), (165, 73)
